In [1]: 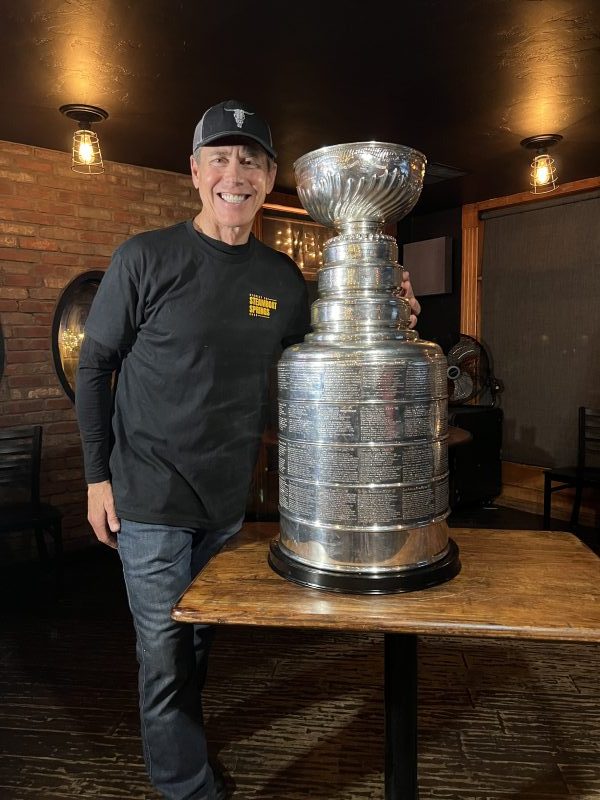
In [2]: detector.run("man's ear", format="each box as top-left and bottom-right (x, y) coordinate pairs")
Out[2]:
(190, 154), (200, 189)
(266, 161), (277, 195)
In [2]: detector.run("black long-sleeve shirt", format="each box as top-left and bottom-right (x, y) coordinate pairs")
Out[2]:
(76, 222), (310, 529)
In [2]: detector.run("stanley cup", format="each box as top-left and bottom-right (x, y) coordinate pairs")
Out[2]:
(268, 142), (461, 593)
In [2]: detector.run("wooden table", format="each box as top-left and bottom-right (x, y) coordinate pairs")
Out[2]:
(172, 523), (600, 799)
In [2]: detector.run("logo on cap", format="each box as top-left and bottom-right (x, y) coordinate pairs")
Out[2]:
(224, 106), (254, 129)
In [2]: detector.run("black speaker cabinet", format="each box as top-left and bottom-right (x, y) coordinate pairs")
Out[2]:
(448, 405), (503, 509)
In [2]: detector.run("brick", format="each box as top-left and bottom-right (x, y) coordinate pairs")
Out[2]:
(9, 325), (48, 337)
(6, 349), (48, 364)
(3, 400), (45, 413)
(113, 211), (143, 225)
(36, 200), (77, 216)
(42, 276), (74, 288)
(37, 225), (80, 241)
(27, 387), (62, 399)
(38, 252), (81, 266)
(5, 338), (48, 350)
(0, 313), (36, 326)
(159, 181), (192, 196)
(127, 201), (161, 215)
(5, 361), (53, 376)
(37, 174), (90, 192)
(95, 219), (130, 235)
(0, 248), (39, 263)
(58, 239), (102, 255)
(18, 300), (55, 313)
(77, 206), (112, 221)
(78, 230), (118, 245)
(0, 286), (28, 299)
(0, 299), (18, 311)
(82, 256), (110, 268)
(28, 287), (60, 300)
(52, 214), (96, 231)
(45, 444), (81, 459)
(45, 420), (80, 435)
(0, 262), (33, 274)
(0, 234), (17, 247)
(13, 156), (53, 173)
(0, 222), (37, 236)
(44, 397), (73, 410)
(18, 237), (60, 252)
(32, 146), (68, 162)
(111, 163), (146, 178)
(55, 190), (88, 206)
(161, 207), (193, 220)
(108, 188), (145, 202)
(8, 374), (55, 389)
(3, 274), (42, 287)
(6, 208), (56, 225)
(0, 141), (32, 154)
(0, 179), (16, 195)
(129, 178), (160, 192)
(47, 468), (83, 483)
(0, 169), (35, 183)
(15, 183), (56, 201)
(32, 313), (52, 325)
(142, 194), (182, 208)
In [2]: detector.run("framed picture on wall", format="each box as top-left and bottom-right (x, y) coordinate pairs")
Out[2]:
(259, 204), (336, 280)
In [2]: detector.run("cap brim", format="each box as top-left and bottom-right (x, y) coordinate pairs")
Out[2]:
(193, 130), (277, 160)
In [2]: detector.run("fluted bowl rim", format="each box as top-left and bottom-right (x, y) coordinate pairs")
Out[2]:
(293, 140), (427, 174)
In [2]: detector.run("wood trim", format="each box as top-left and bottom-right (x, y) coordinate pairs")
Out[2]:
(460, 203), (482, 339)
(472, 174), (600, 214)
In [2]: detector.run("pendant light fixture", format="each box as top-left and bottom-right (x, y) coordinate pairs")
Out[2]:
(520, 134), (563, 194)
(59, 104), (108, 174)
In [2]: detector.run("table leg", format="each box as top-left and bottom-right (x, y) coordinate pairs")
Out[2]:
(384, 632), (418, 800)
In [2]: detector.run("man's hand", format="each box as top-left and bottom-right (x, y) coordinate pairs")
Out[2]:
(87, 480), (120, 548)
(400, 270), (421, 329)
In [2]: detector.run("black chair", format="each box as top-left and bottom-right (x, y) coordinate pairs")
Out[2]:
(543, 407), (600, 529)
(0, 425), (63, 576)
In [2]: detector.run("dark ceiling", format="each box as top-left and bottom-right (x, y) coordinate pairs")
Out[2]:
(0, 0), (599, 213)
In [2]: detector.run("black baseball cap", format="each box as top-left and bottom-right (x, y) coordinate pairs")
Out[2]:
(192, 100), (276, 160)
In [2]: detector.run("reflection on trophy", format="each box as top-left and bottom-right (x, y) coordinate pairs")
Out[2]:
(268, 142), (461, 593)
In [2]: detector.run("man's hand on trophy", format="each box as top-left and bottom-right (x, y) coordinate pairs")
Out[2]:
(400, 270), (421, 329)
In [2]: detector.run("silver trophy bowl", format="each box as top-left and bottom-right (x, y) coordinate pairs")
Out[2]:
(269, 141), (460, 594)
(294, 141), (426, 230)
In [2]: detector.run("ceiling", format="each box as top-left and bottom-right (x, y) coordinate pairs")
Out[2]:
(0, 0), (599, 214)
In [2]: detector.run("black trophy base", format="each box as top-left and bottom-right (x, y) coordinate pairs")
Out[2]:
(268, 539), (461, 595)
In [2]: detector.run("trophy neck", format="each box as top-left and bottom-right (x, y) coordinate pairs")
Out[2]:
(338, 220), (385, 237)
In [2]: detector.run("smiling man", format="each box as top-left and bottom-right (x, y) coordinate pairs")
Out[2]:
(76, 99), (420, 800)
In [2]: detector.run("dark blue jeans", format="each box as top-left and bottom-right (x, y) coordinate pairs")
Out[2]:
(118, 518), (242, 800)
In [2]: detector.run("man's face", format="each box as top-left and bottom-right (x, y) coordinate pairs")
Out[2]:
(190, 142), (276, 234)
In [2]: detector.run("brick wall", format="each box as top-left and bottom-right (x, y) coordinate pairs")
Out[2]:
(0, 140), (198, 558)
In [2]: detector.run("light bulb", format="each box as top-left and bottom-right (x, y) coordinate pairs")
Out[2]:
(534, 155), (551, 186)
(78, 132), (95, 164)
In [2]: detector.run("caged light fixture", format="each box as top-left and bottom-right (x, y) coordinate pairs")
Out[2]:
(520, 134), (563, 194)
(59, 104), (108, 174)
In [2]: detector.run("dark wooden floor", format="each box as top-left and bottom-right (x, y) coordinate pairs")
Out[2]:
(0, 507), (598, 799)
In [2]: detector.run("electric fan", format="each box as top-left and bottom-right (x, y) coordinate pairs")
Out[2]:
(446, 334), (501, 406)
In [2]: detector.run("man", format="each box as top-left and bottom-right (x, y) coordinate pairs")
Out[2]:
(76, 99), (420, 800)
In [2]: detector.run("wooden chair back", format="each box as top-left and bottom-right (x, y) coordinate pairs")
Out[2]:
(0, 425), (42, 509)
(579, 407), (600, 471)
